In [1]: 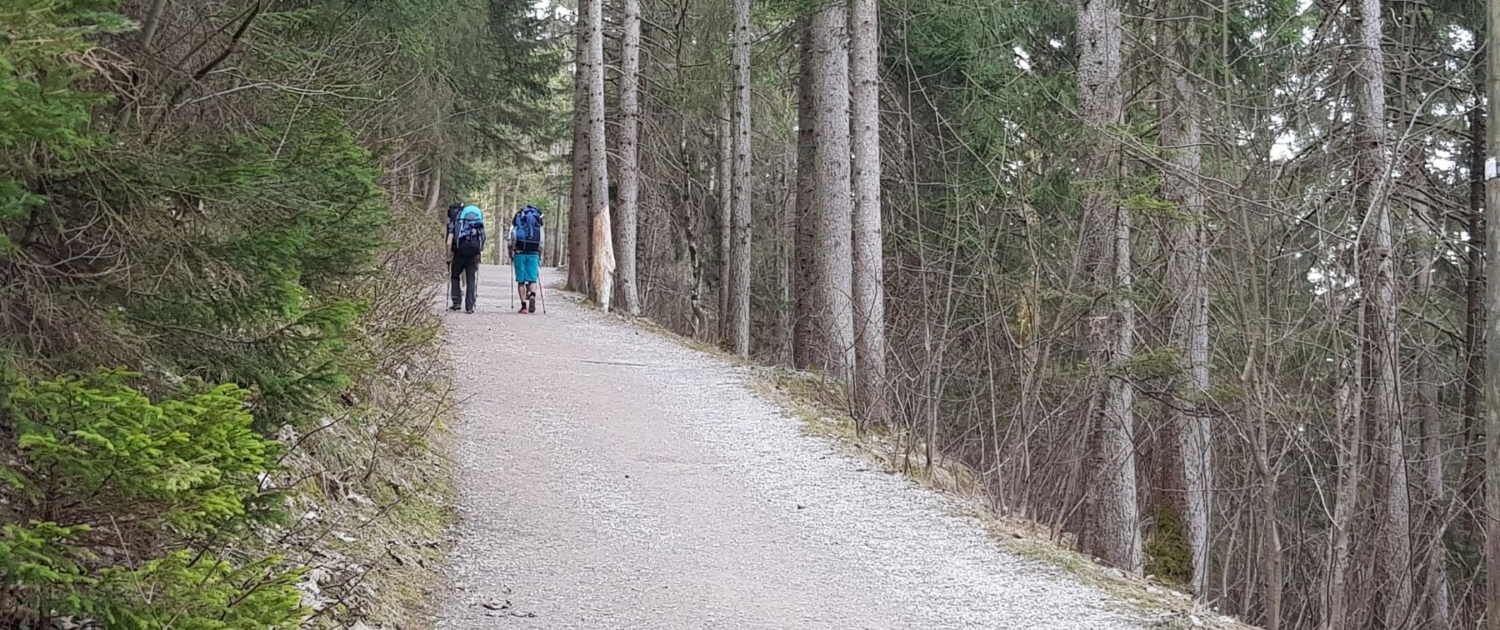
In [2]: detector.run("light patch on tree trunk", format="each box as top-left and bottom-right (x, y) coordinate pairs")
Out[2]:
(592, 210), (616, 310)
(424, 166), (442, 215)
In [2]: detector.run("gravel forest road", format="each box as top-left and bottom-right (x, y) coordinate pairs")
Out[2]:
(434, 265), (1140, 630)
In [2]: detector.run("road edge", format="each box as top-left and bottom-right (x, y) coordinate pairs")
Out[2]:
(548, 281), (1259, 630)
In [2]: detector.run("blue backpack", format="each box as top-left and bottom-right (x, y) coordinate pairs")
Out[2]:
(514, 206), (543, 248)
(454, 206), (485, 257)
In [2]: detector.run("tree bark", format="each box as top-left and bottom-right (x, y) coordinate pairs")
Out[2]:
(1326, 365), (1363, 630)
(1252, 368), (1283, 630)
(1418, 301), (1453, 630)
(1406, 155), (1453, 630)
(1075, 0), (1140, 576)
(1158, 0), (1211, 600)
(586, 0), (615, 309)
(1484, 1), (1500, 626)
(1459, 98), (1487, 630)
(568, 5), (592, 294)
(779, 147), (796, 364)
(718, 96), (734, 341)
(494, 178), (507, 264)
(138, 0), (171, 48)
(613, 0), (642, 315)
(680, 112), (709, 340)
(806, 2), (855, 380)
(554, 189), (567, 268)
(793, 20), (817, 370)
(1464, 105), (1487, 549)
(726, 0), (753, 357)
(850, 0), (887, 427)
(1350, 0), (1412, 625)
(424, 166), (443, 215)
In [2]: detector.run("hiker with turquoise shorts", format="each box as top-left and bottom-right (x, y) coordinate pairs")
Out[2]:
(508, 205), (544, 314)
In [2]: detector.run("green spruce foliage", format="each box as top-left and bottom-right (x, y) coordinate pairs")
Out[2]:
(0, 0), (561, 626)
(1, 370), (302, 628)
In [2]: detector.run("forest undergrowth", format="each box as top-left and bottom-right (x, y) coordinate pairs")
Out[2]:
(0, 1), (560, 628)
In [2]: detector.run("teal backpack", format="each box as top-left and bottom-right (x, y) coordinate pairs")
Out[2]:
(454, 206), (486, 257)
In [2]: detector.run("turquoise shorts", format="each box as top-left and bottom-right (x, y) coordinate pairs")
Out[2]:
(513, 253), (540, 284)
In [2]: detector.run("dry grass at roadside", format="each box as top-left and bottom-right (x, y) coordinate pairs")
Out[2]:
(264, 231), (462, 630)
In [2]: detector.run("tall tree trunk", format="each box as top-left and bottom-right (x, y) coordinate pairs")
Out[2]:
(1484, 1), (1500, 626)
(1326, 363), (1363, 630)
(779, 147), (796, 364)
(1075, 0), (1140, 575)
(586, 0), (615, 309)
(138, 0), (171, 48)
(494, 177), (506, 264)
(806, 2), (855, 379)
(1418, 291), (1453, 630)
(554, 189), (567, 268)
(850, 0), (887, 427)
(614, 0), (642, 315)
(718, 96), (733, 341)
(1459, 99), (1487, 629)
(1251, 364), (1283, 630)
(424, 166), (442, 215)
(793, 20), (817, 370)
(1350, 0), (1412, 625)
(1158, 0), (1211, 600)
(1464, 105), (1486, 532)
(680, 113), (709, 340)
(1408, 157), (1453, 630)
(568, 5), (592, 294)
(726, 0), (753, 357)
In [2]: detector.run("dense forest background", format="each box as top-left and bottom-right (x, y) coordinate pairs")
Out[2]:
(559, 0), (1498, 628)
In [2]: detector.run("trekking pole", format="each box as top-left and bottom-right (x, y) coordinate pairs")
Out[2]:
(508, 254), (514, 312)
(538, 267), (548, 314)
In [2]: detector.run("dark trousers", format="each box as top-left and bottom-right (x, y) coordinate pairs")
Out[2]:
(450, 255), (478, 311)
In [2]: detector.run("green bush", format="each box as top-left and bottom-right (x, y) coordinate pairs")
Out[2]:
(0, 370), (305, 628)
(0, 1), (129, 254)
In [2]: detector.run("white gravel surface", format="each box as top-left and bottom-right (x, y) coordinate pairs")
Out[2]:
(435, 266), (1142, 630)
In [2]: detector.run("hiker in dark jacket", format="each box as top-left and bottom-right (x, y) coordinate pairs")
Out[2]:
(448, 205), (486, 313)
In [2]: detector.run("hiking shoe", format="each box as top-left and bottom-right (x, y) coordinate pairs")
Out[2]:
(465, 308), (474, 314)
(518, 306), (529, 314)
(448, 305), (461, 312)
